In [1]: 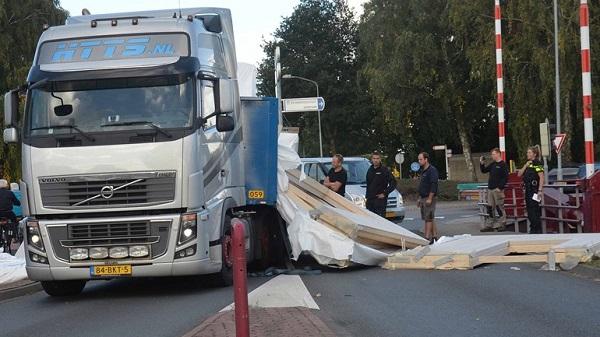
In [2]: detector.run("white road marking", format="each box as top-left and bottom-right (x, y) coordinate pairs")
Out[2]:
(220, 275), (319, 312)
(435, 216), (445, 219)
(405, 218), (415, 221)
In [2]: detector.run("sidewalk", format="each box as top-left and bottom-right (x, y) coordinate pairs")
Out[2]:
(184, 307), (339, 337)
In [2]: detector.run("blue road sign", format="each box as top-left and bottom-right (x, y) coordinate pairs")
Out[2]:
(317, 97), (325, 111)
(410, 162), (420, 172)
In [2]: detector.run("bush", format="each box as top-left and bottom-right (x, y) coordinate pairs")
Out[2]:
(396, 179), (461, 201)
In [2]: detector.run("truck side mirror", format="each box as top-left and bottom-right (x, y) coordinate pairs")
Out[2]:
(3, 127), (18, 143)
(4, 90), (18, 127)
(216, 79), (235, 114)
(216, 115), (234, 132)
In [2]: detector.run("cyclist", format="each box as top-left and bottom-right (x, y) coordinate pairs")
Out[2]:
(0, 179), (20, 224)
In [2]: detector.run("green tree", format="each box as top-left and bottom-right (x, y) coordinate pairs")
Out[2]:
(0, 0), (67, 181)
(257, 0), (376, 157)
(360, 0), (496, 179)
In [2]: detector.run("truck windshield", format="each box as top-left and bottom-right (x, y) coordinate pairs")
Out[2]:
(323, 160), (371, 185)
(26, 74), (194, 137)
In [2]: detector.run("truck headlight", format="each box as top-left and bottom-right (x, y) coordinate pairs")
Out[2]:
(89, 247), (109, 259)
(177, 213), (197, 246)
(70, 248), (89, 260)
(129, 245), (149, 258)
(26, 220), (45, 252)
(109, 246), (129, 259)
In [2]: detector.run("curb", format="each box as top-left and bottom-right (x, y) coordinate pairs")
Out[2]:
(0, 281), (42, 301)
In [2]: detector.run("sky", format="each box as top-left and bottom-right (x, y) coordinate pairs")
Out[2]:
(59, 0), (367, 66)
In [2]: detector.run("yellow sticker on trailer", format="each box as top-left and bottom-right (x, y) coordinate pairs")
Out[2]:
(248, 190), (265, 199)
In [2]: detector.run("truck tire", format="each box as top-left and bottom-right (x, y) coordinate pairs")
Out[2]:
(211, 218), (233, 287)
(41, 280), (86, 296)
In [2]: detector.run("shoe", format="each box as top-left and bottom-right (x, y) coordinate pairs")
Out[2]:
(429, 238), (435, 245)
(480, 227), (495, 232)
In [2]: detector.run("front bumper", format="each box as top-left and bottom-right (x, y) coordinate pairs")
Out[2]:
(385, 205), (405, 220)
(25, 213), (220, 281)
(26, 256), (221, 281)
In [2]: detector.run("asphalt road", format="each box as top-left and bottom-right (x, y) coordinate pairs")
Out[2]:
(1, 276), (268, 337)
(399, 201), (483, 236)
(3, 203), (599, 337)
(302, 264), (600, 337)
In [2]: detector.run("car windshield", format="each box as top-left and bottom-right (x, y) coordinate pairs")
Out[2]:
(26, 74), (194, 136)
(323, 160), (371, 185)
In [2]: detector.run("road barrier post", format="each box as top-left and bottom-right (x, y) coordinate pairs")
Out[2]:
(232, 218), (249, 337)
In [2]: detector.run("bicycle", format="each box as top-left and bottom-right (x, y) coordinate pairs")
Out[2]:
(0, 217), (16, 255)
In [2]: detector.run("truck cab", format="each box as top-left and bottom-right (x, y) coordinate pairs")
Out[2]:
(3, 8), (279, 296)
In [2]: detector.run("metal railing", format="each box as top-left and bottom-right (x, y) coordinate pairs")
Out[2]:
(539, 182), (585, 233)
(478, 182), (528, 232)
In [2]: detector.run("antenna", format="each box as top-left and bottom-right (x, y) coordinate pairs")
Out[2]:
(178, 0), (182, 18)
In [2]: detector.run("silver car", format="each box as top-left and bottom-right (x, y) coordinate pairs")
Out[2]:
(300, 157), (405, 222)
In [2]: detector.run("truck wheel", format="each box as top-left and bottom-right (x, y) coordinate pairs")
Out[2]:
(212, 222), (233, 287)
(41, 280), (86, 296)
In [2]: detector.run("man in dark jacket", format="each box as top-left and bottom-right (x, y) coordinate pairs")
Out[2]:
(0, 179), (20, 224)
(480, 148), (509, 232)
(366, 151), (397, 217)
(418, 152), (439, 244)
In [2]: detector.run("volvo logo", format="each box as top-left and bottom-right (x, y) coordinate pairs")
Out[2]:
(100, 186), (115, 199)
(39, 177), (67, 184)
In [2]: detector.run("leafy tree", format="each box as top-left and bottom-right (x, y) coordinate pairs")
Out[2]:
(0, 0), (68, 181)
(257, 0), (376, 157)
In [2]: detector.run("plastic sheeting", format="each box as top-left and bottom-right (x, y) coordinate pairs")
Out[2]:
(237, 62), (258, 97)
(0, 243), (27, 285)
(276, 133), (392, 267)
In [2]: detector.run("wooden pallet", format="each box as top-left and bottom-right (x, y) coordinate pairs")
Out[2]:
(384, 234), (600, 270)
(285, 169), (429, 249)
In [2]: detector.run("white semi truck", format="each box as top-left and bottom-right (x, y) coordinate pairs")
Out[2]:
(3, 8), (282, 296)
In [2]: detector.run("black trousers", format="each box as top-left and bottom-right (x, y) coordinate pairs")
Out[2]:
(525, 194), (542, 234)
(366, 198), (387, 218)
(0, 210), (17, 224)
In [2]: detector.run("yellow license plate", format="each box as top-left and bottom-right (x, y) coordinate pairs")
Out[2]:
(91, 265), (132, 276)
(248, 190), (265, 199)
(385, 212), (395, 218)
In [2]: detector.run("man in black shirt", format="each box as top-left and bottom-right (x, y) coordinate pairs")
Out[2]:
(480, 148), (509, 232)
(324, 154), (347, 196)
(366, 151), (397, 217)
(0, 179), (20, 224)
(418, 152), (439, 244)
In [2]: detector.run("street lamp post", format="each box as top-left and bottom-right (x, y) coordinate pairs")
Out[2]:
(282, 74), (323, 157)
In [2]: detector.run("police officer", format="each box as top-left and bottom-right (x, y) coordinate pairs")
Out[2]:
(517, 146), (544, 234)
(366, 151), (397, 217)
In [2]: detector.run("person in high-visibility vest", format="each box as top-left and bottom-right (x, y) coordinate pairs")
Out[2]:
(517, 146), (545, 234)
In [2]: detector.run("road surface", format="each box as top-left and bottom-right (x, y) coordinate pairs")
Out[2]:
(3, 203), (599, 337)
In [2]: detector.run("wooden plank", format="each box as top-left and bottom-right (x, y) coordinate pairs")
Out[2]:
(385, 254), (473, 270)
(477, 255), (549, 264)
(287, 169), (369, 216)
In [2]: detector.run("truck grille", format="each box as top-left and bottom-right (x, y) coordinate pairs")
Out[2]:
(68, 222), (150, 239)
(39, 171), (176, 208)
(387, 197), (397, 207)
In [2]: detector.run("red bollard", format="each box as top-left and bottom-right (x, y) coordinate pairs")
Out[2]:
(231, 218), (249, 337)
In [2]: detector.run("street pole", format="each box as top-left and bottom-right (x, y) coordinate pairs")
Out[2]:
(554, 0), (562, 180)
(445, 145), (450, 181)
(274, 46), (281, 99)
(282, 75), (323, 157)
(316, 85), (323, 158)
